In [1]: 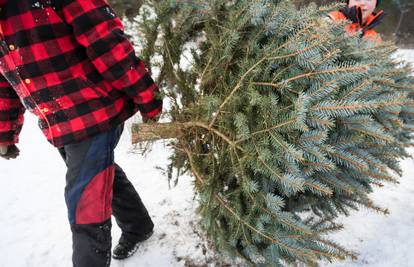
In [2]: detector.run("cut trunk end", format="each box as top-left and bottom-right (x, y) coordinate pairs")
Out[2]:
(131, 122), (183, 143)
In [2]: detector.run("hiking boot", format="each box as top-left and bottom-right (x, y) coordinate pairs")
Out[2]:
(112, 230), (154, 260)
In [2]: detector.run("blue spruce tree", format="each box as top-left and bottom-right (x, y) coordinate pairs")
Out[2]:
(129, 0), (414, 265)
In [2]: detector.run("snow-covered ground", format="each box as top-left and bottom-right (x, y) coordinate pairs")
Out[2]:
(0, 50), (413, 267)
(0, 112), (218, 267)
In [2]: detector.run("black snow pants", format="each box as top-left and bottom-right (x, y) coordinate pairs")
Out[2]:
(57, 122), (154, 267)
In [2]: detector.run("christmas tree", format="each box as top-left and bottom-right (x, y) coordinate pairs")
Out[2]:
(126, 0), (414, 265)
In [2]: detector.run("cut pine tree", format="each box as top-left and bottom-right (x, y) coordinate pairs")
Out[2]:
(130, 0), (414, 266)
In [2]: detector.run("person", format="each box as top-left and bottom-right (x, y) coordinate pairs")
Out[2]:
(0, 0), (162, 266)
(329, 0), (385, 42)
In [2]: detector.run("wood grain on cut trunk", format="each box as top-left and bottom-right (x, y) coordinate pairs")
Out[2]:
(131, 122), (184, 143)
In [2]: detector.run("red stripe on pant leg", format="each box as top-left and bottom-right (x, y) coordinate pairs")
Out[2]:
(75, 165), (115, 224)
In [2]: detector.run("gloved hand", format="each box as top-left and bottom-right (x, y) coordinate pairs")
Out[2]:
(0, 144), (20, 160)
(340, 5), (363, 25)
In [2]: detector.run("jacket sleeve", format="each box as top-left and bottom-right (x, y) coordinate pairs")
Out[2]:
(0, 75), (25, 145)
(58, 0), (162, 119)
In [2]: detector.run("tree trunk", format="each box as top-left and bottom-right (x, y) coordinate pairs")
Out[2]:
(131, 122), (184, 143)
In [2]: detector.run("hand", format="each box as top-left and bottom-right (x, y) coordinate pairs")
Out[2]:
(0, 144), (20, 160)
(142, 115), (160, 124)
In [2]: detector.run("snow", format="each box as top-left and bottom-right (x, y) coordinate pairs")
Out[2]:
(0, 50), (413, 267)
(0, 114), (221, 267)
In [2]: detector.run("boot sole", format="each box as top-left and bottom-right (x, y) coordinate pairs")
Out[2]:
(112, 230), (154, 260)
(112, 242), (140, 260)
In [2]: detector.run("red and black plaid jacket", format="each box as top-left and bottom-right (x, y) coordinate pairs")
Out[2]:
(0, 0), (162, 148)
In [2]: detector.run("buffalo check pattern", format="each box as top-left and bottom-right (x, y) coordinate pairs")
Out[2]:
(0, 0), (162, 147)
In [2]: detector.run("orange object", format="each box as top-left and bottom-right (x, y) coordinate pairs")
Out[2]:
(329, 10), (384, 42)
